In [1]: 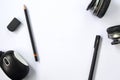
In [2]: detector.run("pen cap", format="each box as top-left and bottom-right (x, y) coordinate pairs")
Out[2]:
(7, 18), (21, 32)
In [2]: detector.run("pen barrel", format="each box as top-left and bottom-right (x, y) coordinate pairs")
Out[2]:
(24, 9), (38, 61)
(88, 48), (98, 80)
(88, 35), (101, 80)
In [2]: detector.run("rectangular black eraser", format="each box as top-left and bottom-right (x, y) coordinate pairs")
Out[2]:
(7, 18), (21, 32)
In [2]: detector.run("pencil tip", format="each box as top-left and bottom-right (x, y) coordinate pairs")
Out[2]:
(24, 5), (26, 10)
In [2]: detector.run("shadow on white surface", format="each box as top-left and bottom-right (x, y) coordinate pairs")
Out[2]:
(24, 65), (37, 80)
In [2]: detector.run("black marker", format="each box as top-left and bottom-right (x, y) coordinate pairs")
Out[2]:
(88, 35), (101, 80)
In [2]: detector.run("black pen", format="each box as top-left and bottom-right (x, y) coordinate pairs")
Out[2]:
(24, 5), (39, 61)
(88, 35), (101, 80)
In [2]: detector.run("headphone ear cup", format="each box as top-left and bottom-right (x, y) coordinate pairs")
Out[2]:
(87, 0), (97, 10)
(107, 25), (120, 34)
(0, 51), (4, 58)
(97, 0), (111, 18)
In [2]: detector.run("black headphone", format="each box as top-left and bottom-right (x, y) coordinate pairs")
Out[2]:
(107, 25), (120, 45)
(87, 0), (111, 18)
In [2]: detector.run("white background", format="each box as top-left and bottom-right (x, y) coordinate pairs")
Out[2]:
(0, 0), (120, 80)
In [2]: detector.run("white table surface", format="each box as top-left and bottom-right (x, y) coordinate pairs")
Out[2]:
(0, 0), (120, 80)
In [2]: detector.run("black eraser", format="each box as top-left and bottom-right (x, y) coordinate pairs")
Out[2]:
(7, 18), (21, 32)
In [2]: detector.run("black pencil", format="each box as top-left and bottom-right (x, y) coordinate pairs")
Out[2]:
(88, 35), (101, 80)
(24, 5), (38, 61)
